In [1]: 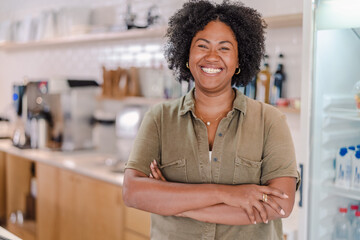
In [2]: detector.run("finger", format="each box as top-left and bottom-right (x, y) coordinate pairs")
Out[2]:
(150, 163), (161, 180)
(244, 207), (256, 225)
(261, 186), (289, 199)
(264, 196), (286, 216)
(149, 173), (154, 178)
(154, 166), (166, 181)
(253, 201), (268, 224)
(152, 160), (167, 181)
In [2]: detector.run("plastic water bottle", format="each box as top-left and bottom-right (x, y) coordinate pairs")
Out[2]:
(349, 204), (359, 224)
(336, 148), (352, 188)
(352, 151), (360, 189)
(353, 211), (360, 240)
(333, 208), (351, 240)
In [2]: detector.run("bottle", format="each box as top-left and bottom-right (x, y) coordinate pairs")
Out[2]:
(245, 76), (257, 99)
(353, 211), (360, 240)
(335, 147), (352, 188)
(270, 54), (285, 105)
(352, 151), (360, 189)
(256, 55), (271, 104)
(353, 80), (360, 111)
(349, 204), (359, 224)
(333, 207), (351, 240)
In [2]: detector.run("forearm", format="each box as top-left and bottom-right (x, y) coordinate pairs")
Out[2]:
(181, 177), (297, 225)
(180, 203), (284, 225)
(180, 204), (253, 225)
(123, 169), (222, 216)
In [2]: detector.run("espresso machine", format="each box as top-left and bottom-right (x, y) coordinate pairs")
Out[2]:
(12, 78), (100, 151)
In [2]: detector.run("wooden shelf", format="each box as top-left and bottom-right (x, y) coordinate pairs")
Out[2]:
(0, 13), (303, 51)
(97, 95), (170, 105)
(276, 106), (301, 114)
(7, 220), (36, 240)
(0, 26), (167, 50)
(264, 13), (303, 28)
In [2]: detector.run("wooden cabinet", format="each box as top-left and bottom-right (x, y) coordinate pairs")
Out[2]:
(125, 207), (151, 239)
(5, 153), (36, 240)
(0, 151), (6, 224)
(37, 163), (124, 240)
(1, 151), (151, 240)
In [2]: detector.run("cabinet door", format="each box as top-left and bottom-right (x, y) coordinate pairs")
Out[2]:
(125, 230), (149, 240)
(36, 163), (60, 240)
(0, 151), (6, 223)
(125, 207), (150, 238)
(37, 163), (124, 240)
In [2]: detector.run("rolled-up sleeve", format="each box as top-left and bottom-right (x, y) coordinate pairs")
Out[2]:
(260, 114), (300, 190)
(125, 108), (161, 176)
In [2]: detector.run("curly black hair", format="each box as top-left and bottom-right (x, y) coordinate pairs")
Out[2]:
(164, 0), (266, 87)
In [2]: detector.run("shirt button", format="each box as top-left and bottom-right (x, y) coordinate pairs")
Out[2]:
(218, 133), (223, 137)
(213, 157), (218, 162)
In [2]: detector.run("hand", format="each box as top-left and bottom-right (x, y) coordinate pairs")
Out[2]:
(221, 184), (288, 224)
(149, 160), (167, 182)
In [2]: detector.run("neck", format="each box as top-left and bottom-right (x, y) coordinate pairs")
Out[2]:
(194, 87), (235, 118)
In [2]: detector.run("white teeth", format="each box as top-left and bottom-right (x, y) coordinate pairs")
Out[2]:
(201, 67), (222, 74)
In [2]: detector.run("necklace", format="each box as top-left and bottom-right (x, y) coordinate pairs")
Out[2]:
(197, 111), (227, 126)
(194, 88), (235, 126)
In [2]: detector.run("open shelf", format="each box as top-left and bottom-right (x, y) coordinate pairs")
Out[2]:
(0, 14), (303, 51)
(264, 13), (303, 28)
(0, 26), (167, 50)
(276, 106), (301, 114)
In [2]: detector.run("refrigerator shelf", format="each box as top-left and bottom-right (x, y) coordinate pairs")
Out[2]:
(324, 181), (360, 200)
(325, 108), (360, 121)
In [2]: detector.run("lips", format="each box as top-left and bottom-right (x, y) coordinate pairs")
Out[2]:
(201, 67), (223, 74)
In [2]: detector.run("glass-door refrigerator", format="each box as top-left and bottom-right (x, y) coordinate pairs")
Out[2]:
(300, 0), (360, 239)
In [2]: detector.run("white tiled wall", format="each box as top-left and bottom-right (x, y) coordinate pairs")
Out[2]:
(0, 0), (303, 112)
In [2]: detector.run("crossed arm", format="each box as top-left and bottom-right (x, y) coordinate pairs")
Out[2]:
(123, 161), (296, 225)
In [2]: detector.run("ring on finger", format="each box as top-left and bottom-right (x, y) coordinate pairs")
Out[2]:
(262, 193), (268, 203)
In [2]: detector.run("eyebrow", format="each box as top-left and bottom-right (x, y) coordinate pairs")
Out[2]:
(195, 38), (235, 47)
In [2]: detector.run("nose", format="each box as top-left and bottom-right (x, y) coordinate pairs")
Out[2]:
(204, 48), (220, 62)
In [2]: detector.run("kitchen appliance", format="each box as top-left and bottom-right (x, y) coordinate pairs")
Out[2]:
(14, 79), (99, 151)
(299, 0), (360, 239)
(12, 83), (30, 148)
(112, 105), (148, 172)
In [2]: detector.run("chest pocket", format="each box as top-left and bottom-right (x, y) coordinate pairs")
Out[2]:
(159, 159), (188, 183)
(233, 157), (262, 185)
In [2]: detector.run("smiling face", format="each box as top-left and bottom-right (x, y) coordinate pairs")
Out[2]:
(188, 21), (239, 93)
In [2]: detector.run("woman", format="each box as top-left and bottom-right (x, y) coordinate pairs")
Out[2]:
(123, 1), (300, 239)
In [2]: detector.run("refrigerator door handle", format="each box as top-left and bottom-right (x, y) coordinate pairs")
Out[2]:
(299, 163), (303, 207)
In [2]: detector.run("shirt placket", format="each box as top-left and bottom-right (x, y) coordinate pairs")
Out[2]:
(211, 110), (235, 184)
(192, 111), (212, 183)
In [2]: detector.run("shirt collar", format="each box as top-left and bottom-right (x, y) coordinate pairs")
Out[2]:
(179, 87), (247, 116)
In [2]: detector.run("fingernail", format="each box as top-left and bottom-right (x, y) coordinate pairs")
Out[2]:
(253, 221), (256, 224)
(150, 163), (154, 168)
(154, 160), (157, 165)
(265, 220), (268, 224)
(280, 209), (285, 216)
(283, 193), (289, 199)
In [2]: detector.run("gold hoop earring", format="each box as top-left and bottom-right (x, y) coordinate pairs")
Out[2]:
(235, 68), (241, 75)
(186, 62), (190, 69)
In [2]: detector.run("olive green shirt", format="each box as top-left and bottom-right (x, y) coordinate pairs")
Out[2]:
(126, 88), (300, 240)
